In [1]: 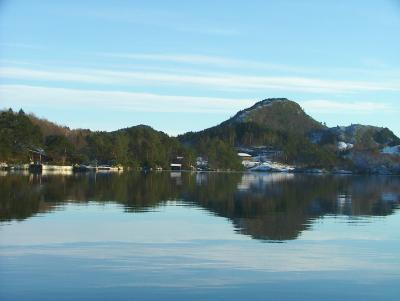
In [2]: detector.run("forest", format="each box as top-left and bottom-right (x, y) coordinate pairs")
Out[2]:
(0, 109), (242, 170)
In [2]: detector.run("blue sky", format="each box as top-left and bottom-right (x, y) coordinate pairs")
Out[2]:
(1, 0), (399, 135)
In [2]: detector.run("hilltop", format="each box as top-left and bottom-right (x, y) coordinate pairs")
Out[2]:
(224, 98), (325, 135)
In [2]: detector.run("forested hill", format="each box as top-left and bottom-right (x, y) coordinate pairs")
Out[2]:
(1, 98), (399, 172)
(179, 98), (400, 171)
(179, 99), (340, 168)
(0, 109), (194, 169)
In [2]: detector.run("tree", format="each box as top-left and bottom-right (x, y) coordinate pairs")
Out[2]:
(45, 135), (75, 164)
(0, 109), (43, 162)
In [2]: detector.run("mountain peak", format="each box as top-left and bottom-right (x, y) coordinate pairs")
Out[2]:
(226, 98), (324, 135)
(259, 97), (291, 104)
(229, 98), (294, 122)
(250, 98), (293, 110)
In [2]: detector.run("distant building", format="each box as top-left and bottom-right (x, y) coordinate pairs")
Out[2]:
(170, 155), (184, 170)
(29, 148), (47, 164)
(170, 163), (182, 170)
(196, 156), (208, 169)
(237, 153), (252, 161)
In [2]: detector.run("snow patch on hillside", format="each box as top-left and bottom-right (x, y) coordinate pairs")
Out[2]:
(249, 161), (295, 172)
(337, 141), (353, 151)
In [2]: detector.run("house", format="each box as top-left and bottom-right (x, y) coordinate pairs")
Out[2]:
(170, 163), (182, 170)
(196, 156), (208, 170)
(170, 156), (184, 170)
(237, 152), (252, 161)
(29, 148), (47, 164)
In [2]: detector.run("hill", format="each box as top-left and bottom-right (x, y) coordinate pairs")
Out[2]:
(179, 98), (400, 172)
(311, 124), (400, 149)
(84, 125), (193, 169)
(1, 98), (399, 173)
(180, 98), (340, 168)
(310, 124), (400, 173)
(0, 109), (192, 169)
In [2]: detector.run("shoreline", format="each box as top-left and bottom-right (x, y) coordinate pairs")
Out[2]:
(1, 168), (399, 176)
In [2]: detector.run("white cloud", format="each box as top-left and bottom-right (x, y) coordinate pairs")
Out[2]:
(98, 52), (307, 73)
(100, 53), (241, 66)
(1, 67), (110, 84)
(99, 53), (400, 79)
(300, 99), (394, 113)
(2, 66), (399, 94)
(0, 84), (253, 113)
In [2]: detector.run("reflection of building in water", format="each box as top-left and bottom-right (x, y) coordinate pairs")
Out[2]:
(337, 193), (352, 215)
(237, 173), (294, 191)
(196, 172), (208, 186)
(170, 171), (182, 185)
(41, 169), (74, 176)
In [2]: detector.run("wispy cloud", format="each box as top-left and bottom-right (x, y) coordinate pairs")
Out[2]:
(300, 99), (394, 113)
(101, 53), (241, 66)
(0, 84), (253, 113)
(1, 67), (109, 84)
(99, 53), (400, 79)
(99, 53), (306, 73)
(2, 66), (399, 94)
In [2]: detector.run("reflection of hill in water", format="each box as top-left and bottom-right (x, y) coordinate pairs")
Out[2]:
(1, 172), (399, 241)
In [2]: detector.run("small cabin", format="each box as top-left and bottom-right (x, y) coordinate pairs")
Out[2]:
(29, 148), (48, 164)
(170, 156), (184, 170)
(238, 152), (252, 161)
(170, 163), (182, 170)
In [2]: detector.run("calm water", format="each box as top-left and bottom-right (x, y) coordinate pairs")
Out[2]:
(0, 172), (399, 300)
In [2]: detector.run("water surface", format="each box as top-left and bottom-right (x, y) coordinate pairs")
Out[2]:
(1, 172), (399, 300)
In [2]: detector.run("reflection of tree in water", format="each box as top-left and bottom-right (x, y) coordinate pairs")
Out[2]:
(0, 172), (399, 241)
(0, 172), (181, 221)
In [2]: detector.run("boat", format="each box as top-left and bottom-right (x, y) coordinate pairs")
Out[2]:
(97, 165), (123, 172)
(73, 164), (97, 172)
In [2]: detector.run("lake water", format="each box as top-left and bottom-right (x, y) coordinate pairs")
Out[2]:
(0, 172), (399, 300)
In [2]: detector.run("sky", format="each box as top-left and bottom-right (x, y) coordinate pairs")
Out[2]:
(0, 0), (399, 136)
